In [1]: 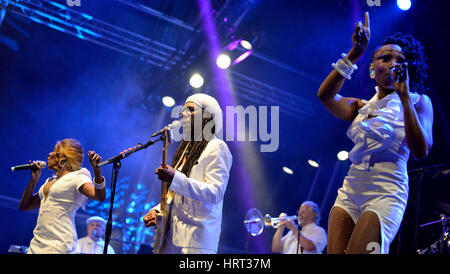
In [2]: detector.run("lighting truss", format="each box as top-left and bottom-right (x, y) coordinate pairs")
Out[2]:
(0, 0), (321, 119)
(113, 0), (196, 32)
(0, 0), (187, 70)
(230, 70), (321, 120)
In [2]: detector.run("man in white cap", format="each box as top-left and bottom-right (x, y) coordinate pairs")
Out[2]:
(76, 216), (115, 254)
(143, 93), (233, 254)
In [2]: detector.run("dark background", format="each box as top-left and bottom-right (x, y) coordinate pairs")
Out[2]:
(0, 0), (448, 254)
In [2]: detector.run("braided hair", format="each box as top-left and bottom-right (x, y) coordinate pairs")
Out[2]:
(171, 116), (215, 177)
(375, 32), (429, 94)
(171, 140), (210, 177)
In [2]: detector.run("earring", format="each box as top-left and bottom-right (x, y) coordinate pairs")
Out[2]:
(59, 159), (66, 168)
(370, 70), (375, 77)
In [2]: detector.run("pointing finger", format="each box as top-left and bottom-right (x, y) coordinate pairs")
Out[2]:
(364, 11), (370, 29)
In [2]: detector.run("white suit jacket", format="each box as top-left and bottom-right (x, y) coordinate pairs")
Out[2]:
(154, 137), (232, 252)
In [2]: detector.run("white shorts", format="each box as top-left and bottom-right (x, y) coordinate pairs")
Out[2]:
(331, 163), (409, 254)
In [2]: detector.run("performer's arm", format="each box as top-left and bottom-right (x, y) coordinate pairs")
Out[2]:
(317, 12), (370, 121)
(394, 71), (433, 159)
(284, 220), (317, 252)
(293, 230), (318, 252)
(271, 225), (285, 253)
(19, 162), (41, 211)
(158, 141), (232, 204)
(79, 151), (106, 201)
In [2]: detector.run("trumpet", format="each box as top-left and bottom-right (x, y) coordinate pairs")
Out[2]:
(263, 214), (297, 228)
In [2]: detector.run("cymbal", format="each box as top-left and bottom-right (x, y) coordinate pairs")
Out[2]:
(420, 217), (450, 228)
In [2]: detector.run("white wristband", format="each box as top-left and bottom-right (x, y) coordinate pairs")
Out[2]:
(93, 176), (106, 189)
(332, 62), (352, 80)
(332, 53), (358, 80)
(341, 53), (358, 70)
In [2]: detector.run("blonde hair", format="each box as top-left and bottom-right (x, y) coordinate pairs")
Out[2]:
(54, 138), (84, 171)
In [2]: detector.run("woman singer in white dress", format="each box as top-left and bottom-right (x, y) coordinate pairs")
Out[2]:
(19, 138), (107, 254)
(317, 12), (433, 254)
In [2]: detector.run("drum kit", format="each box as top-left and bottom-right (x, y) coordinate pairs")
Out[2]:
(416, 203), (450, 254)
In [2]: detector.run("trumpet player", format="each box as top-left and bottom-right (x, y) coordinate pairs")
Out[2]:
(271, 201), (327, 254)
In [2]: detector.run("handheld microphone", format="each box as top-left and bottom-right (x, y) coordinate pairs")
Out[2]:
(394, 63), (408, 82)
(151, 120), (181, 137)
(11, 161), (47, 171)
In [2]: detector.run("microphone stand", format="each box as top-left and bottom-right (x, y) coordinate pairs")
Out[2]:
(297, 223), (302, 254)
(97, 137), (163, 254)
(244, 232), (250, 254)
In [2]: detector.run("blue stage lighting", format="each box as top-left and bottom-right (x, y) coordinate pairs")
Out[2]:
(397, 0), (411, 10)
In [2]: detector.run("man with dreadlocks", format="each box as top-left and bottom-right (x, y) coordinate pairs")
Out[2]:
(143, 93), (232, 254)
(317, 12), (433, 254)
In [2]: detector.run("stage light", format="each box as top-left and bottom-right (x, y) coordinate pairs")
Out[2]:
(189, 73), (204, 88)
(308, 159), (319, 168)
(0, 7), (5, 28)
(162, 96), (175, 107)
(282, 166), (294, 175)
(217, 39), (254, 69)
(240, 40), (252, 50)
(232, 50), (253, 66)
(216, 54), (231, 69)
(397, 0), (411, 10)
(337, 150), (349, 161)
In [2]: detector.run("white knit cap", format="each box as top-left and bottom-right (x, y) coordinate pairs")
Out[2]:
(185, 93), (223, 136)
(86, 216), (107, 226)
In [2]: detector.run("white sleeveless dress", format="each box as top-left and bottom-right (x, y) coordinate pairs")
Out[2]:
(332, 87), (420, 254)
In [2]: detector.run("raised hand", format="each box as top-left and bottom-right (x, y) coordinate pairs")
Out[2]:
(88, 151), (102, 169)
(352, 12), (371, 52)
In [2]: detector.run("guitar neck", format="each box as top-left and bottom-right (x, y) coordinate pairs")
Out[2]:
(160, 127), (169, 212)
(160, 181), (168, 211)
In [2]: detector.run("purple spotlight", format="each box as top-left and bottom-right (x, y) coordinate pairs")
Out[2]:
(232, 50), (253, 66)
(225, 39), (242, 51)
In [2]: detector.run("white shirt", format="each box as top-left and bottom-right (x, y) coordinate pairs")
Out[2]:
(281, 223), (327, 254)
(28, 168), (92, 254)
(76, 236), (115, 254)
(154, 137), (233, 253)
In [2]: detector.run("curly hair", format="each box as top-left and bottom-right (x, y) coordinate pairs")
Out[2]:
(375, 32), (428, 94)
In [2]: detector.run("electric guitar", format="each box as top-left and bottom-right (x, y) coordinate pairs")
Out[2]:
(152, 126), (174, 254)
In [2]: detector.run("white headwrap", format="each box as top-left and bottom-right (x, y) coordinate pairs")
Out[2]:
(185, 93), (223, 136)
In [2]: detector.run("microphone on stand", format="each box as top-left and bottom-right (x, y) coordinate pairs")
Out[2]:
(11, 161), (47, 171)
(96, 121), (181, 168)
(151, 120), (181, 137)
